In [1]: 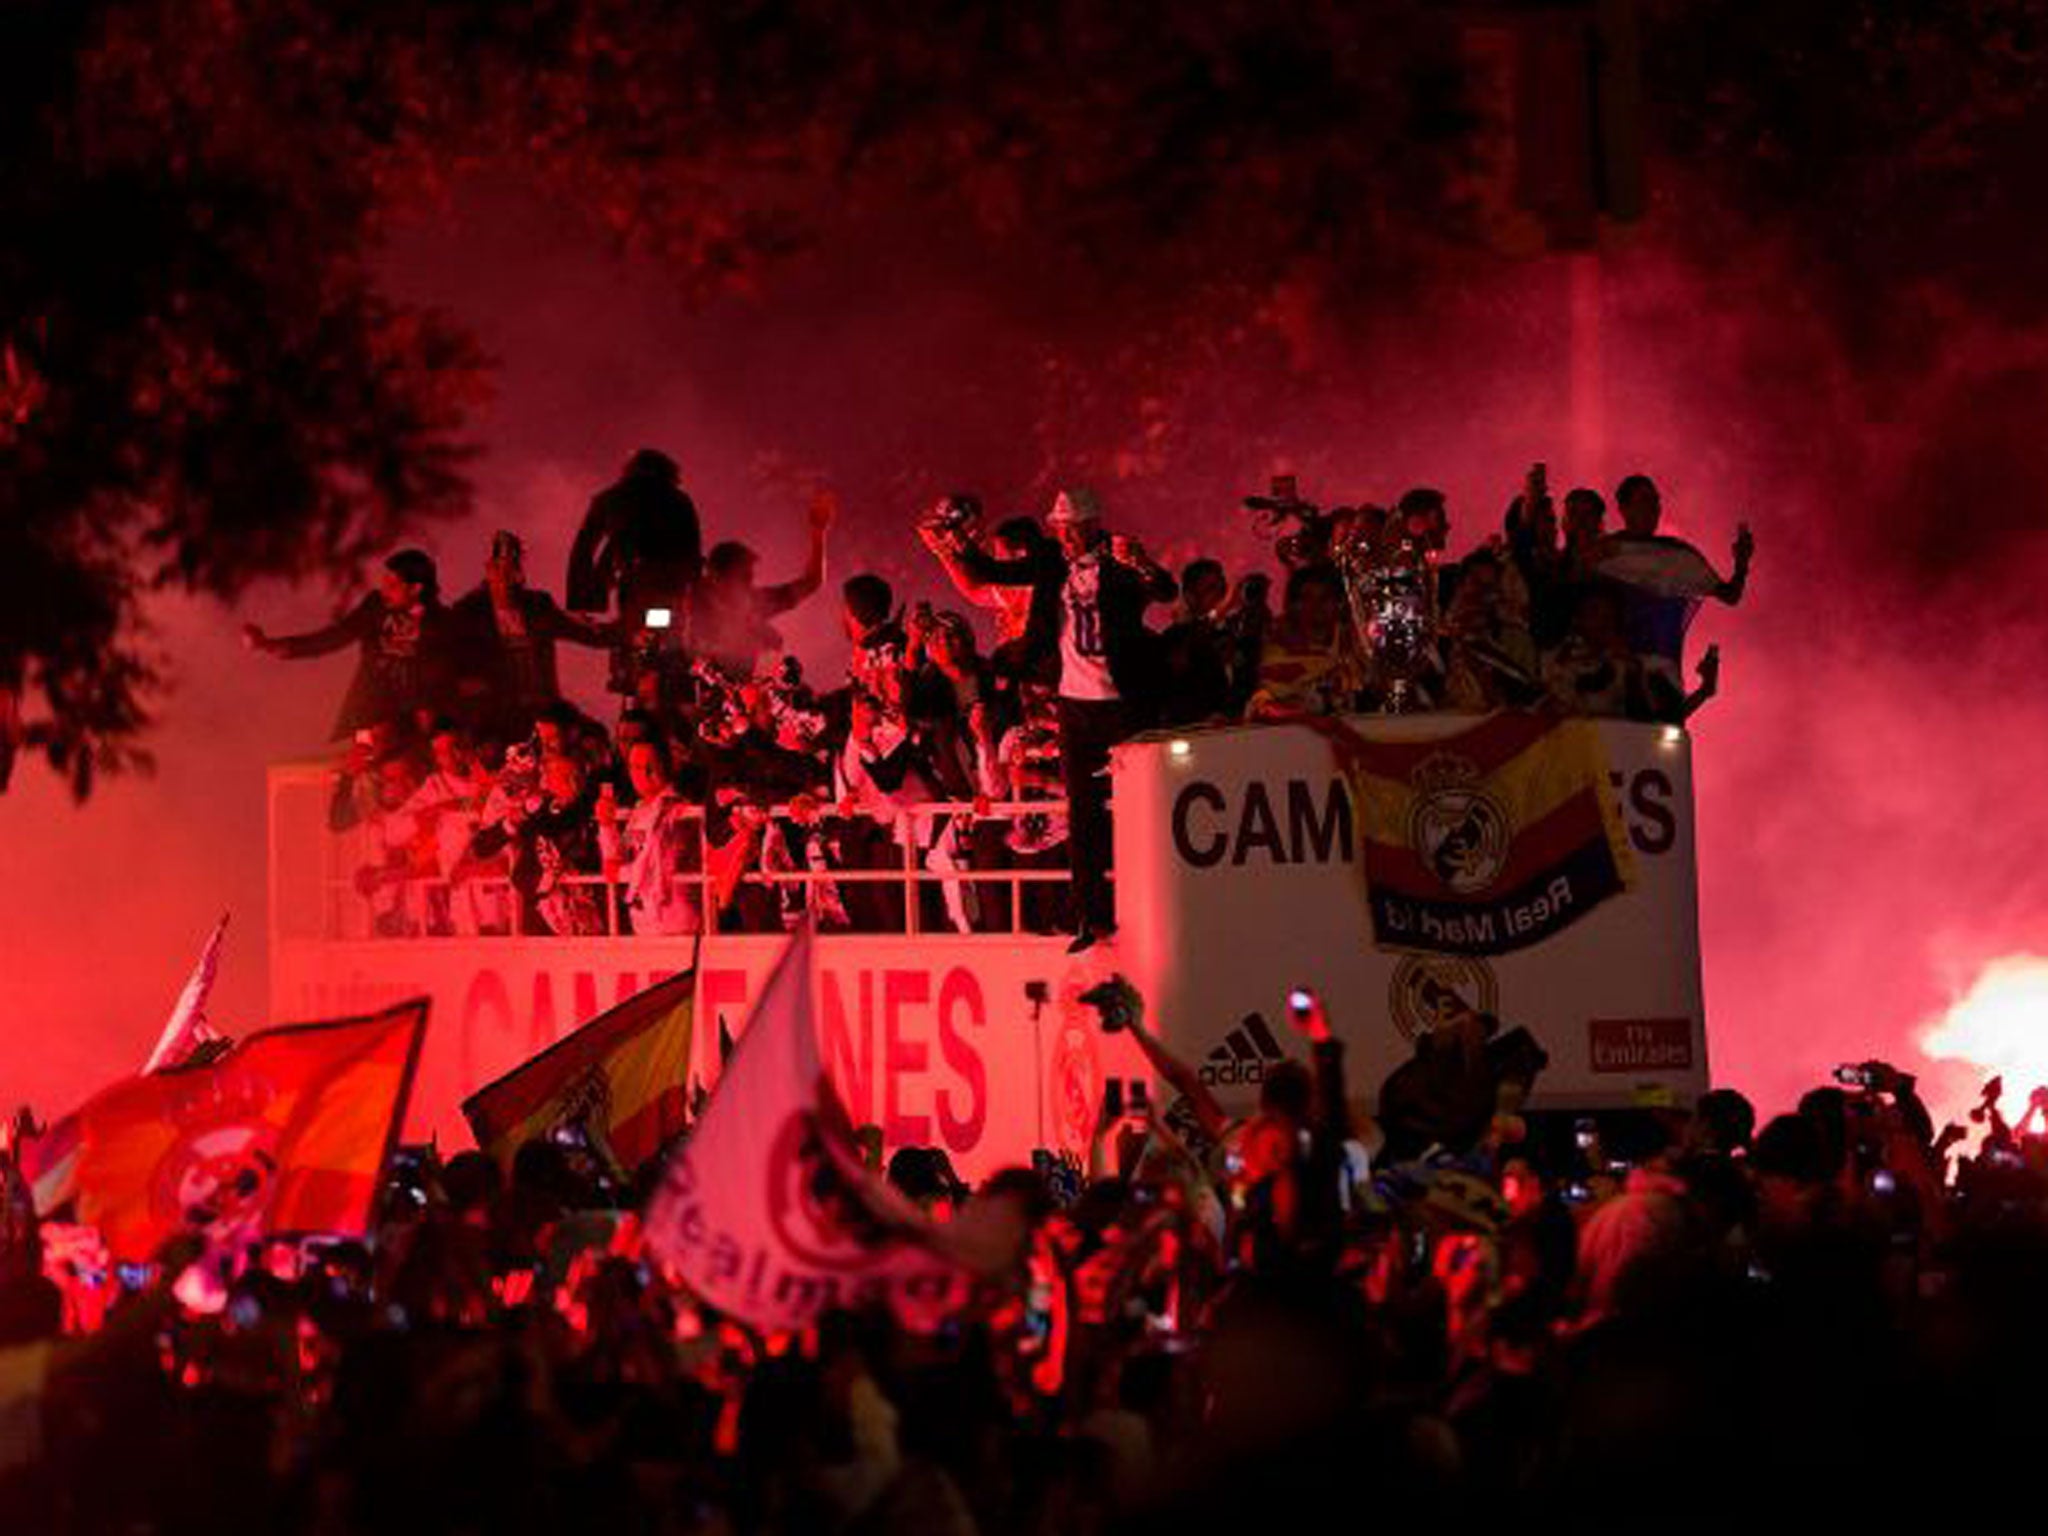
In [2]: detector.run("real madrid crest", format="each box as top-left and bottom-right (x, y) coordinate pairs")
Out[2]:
(1406, 752), (1511, 895)
(1387, 953), (1499, 1041)
(152, 1068), (281, 1240)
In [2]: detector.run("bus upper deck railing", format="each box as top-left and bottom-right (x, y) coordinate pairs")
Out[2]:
(268, 763), (1088, 944)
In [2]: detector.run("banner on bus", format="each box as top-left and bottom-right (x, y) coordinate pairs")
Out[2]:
(1114, 715), (1706, 1114)
(272, 934), (1147, 1183)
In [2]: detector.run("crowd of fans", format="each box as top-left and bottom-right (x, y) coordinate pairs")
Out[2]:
(3, 975), (2037, 1532)
(246, 450), (1753, 949)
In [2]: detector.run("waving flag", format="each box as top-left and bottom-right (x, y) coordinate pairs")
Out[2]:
(21, 915), (235, 1219)
(16, 1112), (80, 1220)
(1317, 712), (1632, 956)
(67, 999), (428, 1261)
(463, 967), (695, 1173)
(1592, 533), (1727, 669)
(143, 913), (231, 1074)
(644, 928), (962, 1333)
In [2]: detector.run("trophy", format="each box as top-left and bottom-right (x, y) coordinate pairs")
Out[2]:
(1334, 516), (1438, 714)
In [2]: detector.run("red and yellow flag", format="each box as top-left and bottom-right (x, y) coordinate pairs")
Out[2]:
(68, 999), (428, 1261)
(462, 970), (694, 1173)
(1316, 711), (1632, 955)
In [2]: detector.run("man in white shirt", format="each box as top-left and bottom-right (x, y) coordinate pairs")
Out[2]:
(1045, 491), (1176, 949)
(933, 487), (1177, 950)
(597, 739), (704, 936)
(391, 719), (507, 935)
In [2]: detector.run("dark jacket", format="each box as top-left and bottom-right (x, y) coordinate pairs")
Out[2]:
(952, 541), (1175, 709)
(566, 468), (703, 615)
(449, 585), (613, 730)
(271, 595), (456, 739)
(1158, 616), (1236, 725)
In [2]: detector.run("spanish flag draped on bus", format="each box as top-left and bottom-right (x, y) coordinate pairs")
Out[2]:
(64, 998), (428, 1261)
(1314, 711), (1634, 956)
(462, 968), (695, 1173)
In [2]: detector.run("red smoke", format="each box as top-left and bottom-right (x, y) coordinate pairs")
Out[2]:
(4, 184), (2045, 1137)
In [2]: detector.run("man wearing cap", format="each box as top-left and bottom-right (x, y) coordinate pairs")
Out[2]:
(949, 488), (1175, 951)
(450, 532), (615, 744)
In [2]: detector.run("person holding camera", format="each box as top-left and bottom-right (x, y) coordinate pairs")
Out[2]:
(945, 488), (1175, 952)
(917, 494), (1045, 661)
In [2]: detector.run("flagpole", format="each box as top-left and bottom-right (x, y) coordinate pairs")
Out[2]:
(1026, 984), (1047, 1148)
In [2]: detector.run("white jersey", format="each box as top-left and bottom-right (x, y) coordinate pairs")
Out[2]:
(1058, 556), (1118, 702)
(599, 788), (702, 936)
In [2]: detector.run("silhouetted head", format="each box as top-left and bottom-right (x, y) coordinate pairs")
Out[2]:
(1616, 473), (1661, 536)
(842, 573), (895, 634)
(383, 548), (439, 607)
(625, 448), (678, 482)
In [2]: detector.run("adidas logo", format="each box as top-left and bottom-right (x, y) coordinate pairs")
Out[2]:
(1199, 1012), (1288, 1087)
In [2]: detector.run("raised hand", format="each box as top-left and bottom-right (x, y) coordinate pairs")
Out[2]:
(1287, 987), (1333, 1044)
(1697, 643), (1721, 694)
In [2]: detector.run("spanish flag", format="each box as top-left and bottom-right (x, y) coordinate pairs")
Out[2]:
(1320, 712), (1632, 955)
(66, 999), (428, 1261)
(462, 969), (694, 1173)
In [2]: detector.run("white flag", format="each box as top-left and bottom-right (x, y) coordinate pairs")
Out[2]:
(1592, 533), (1726, 599)
(643, 926), (963, 1333)
(143, 913), (229, 1074)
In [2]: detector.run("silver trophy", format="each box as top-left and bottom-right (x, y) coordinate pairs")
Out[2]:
(1336, 524), (1438, 714)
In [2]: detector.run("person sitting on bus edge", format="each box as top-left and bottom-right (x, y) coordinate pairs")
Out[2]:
(834, 690), (976, 933)
(1541, 584), (1652, 719)
(329, 743), (434, 938)
(1439, 546), (1541, 712)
